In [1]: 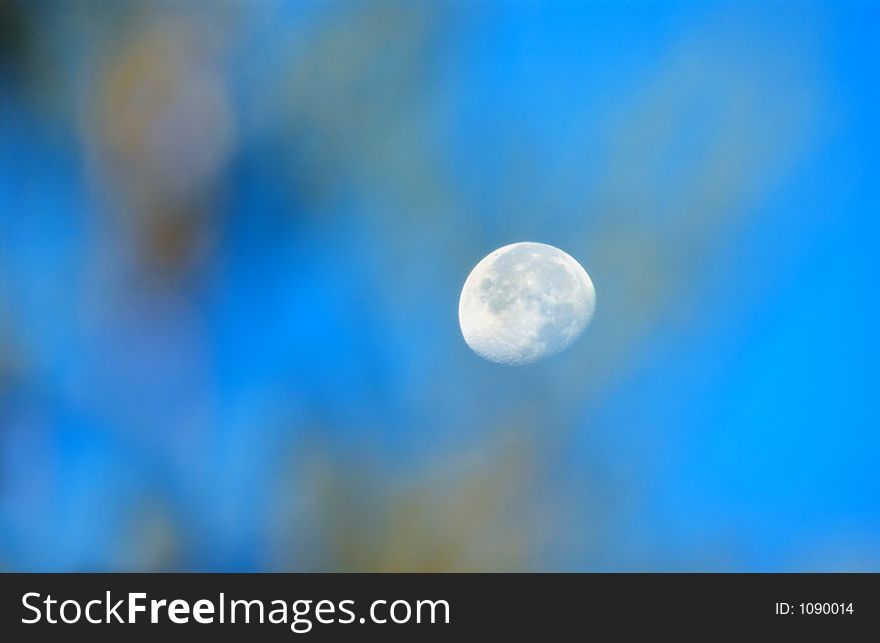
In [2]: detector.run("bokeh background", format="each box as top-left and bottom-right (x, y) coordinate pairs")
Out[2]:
(1, 1), (877, 572)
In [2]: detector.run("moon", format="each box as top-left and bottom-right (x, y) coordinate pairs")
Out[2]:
(458, 242), (596, 365)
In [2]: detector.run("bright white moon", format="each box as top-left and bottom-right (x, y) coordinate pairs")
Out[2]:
(459, 242), (596, 365)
